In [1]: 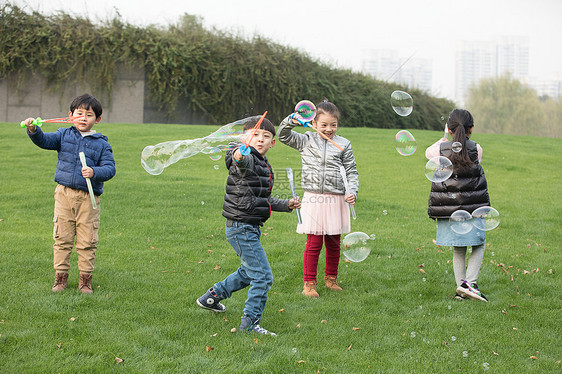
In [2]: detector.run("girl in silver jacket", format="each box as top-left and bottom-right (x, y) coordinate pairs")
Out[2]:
(278, 101), (358, 298)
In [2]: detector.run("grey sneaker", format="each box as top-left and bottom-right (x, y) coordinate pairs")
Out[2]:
(196, 288), (226, 312)
(456, 281), (488, 302)
(239, 316), (277, 336)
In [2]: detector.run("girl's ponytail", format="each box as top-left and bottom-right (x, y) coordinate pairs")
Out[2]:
(447, 109), (474, 170)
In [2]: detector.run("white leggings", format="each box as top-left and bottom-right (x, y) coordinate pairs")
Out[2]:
(453, 244), (485, 286)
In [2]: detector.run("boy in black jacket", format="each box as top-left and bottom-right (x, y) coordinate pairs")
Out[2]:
(196, 116), (300, 336)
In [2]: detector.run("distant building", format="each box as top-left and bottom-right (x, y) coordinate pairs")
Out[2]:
(455, 36), (530, 105)
(528, 77), (561, 99)
(361, 49), (433, 93)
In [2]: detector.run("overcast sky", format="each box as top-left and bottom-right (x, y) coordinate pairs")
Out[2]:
(9, 0), (562, 101)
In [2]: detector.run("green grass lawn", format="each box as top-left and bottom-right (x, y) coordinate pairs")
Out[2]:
(0, 122), (560, 373)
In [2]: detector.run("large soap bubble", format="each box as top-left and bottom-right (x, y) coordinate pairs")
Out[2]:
(141, 119), (249, 175)
(425, 156), (453, 183)
(342, 232), (375, 262)
(451, 142), (462, 153)
(390, 91), (413, 117)
(294, 100), (316, 122)
(450, 210), (473, 235)
(472, 206), (500, 231)
(395, 130), (417, 156)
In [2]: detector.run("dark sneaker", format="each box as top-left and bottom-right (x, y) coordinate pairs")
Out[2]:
(239, 316), (277, 336)
(196, 288), (226, 312)
(454, 293), (466, 300)
(456, 281), (488, 302)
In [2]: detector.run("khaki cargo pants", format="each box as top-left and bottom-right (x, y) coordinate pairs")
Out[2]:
(53, 184), (101, 273)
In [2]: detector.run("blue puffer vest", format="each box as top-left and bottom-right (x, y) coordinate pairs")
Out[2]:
(428, 139), (489, 218)
(28, 126), (116, 195)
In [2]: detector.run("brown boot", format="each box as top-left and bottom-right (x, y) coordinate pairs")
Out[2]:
(324, 276), (343, 291)
(78, 272), (93, 294)
(52, 272), (68, 292)
(302, 281), (319, 298)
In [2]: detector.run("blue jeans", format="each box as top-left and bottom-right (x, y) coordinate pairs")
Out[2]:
(213, 220), (273, 321)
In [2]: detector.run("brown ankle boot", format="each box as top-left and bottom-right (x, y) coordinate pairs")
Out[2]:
(302, 281), (319, 298)
(78, 272), (93, 294)
(324, 276), (343, 291)
(52, 272), (68, 292)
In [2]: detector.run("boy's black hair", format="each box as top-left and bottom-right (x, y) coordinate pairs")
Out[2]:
(70, 93), (103, 118)
(243, 115), (276, 136)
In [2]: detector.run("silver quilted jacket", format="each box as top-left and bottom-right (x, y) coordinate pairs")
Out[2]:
(278, 116), (359, 196)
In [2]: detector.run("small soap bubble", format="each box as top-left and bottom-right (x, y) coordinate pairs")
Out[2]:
(292, 348), (297, 354)
(410, 331), (416, 338)
(419, 305), (423, 309)
(422, 278), (426, 282)
(472, 206), (500, 231)
(451, 336), (456, 341)
(391, 91), (413, 116)
(424, 156), (453, 182)
(382, 210), (388, 215)
(214, 165), (220, 170)
(451, 142), (462, 153)
(483, 362), (490, 370)
(441, 116), (445, 121)
(448, 305), (452, 310)
(395, 130), (417, 156)
(209, 147), (222, 161)
(463, 351), (469, 358)
(201, 201), (205, 205)
(342, 232), (374, 262)
(450, 210), (473, 235)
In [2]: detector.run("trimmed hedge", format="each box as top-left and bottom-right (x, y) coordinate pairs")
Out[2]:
(0, 3), (454, 127)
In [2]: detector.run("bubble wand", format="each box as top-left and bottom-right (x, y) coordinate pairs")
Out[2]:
(79, 152), (97, 210)
(339, 165), (356, 220)
(290, 100), (344, 152)
(20, 115), (86, 128)
(239, 111), (268, 156)
(286, 167), (302, 224)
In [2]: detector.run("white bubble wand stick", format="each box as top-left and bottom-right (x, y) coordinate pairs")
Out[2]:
(339, 165), (356, 220)
(286, 167), (302, 224)
(79, 152), (97, 209)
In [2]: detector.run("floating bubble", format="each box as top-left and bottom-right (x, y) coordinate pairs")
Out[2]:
(463, 351), (469, 358)
(294, 100), (316, 122)
(141, 118), (247, 175)
(342, 232), (374, 262)
(451, 336), (456, 341)
(424, 156), (453, 182)
(201, 201), (205, 205)
(451, 141), (462, 153)
(450, 210), (473, 235)
(410, 331), (416, 338)
(472, 206), (500, 231)
(213, 165), (220, 170)
(395, 130), (417, 156)
(382, 210), (388, 215)
(209, 147), (222, 161)
(292, 348), (297, 354)
(483, 363), (490, 371)
(390, 90), (413, 116)
(448, 305), (452, 310)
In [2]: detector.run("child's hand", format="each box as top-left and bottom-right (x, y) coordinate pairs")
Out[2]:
(82, 167), (94, 179)
(345, 193), (356, 204)
(288, 196), (301, 209)
(22, 118), (37, 133)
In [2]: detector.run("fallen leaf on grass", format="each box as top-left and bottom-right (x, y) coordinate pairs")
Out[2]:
(198, 260), (204, 264)
(210, 333), (217, 337)
(347, 344), (352, 351)
(419, 269), (426, 274)
(69, 317), (77, 321)
(417, 264), (425, 268)
(352, 327), (360, 331)
(321, 320), (327, 324)
(206, 346), (214, 352)
(111, 353), (124, 364)
(213, 265), (221, 270)
(513, 328), (518, 331)
(493, 351), (499, 356)
(548, 269), (553, 274)
(278, 309), (285, 313)
(254, 338), (259, 344)
(230, 328), (237, 333)
(344, 258), (352, 263)
(530, 356), (538, 359)
(297, 360), (306, 364)
(501, 309), (507, 314)
(296, 324), (301, 328)
(57, 342), (62, 349)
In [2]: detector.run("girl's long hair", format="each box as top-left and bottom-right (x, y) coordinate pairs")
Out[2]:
(447, 109), (475, 169)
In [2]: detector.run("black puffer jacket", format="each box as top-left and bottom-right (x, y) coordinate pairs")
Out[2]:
(428, 140), (489, 219)
(222, 147), (291, 225)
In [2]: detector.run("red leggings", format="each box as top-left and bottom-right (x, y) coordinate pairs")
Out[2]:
(303, 234), (341, 282)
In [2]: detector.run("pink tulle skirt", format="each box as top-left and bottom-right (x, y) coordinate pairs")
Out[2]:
(296, 192), (351, 235)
